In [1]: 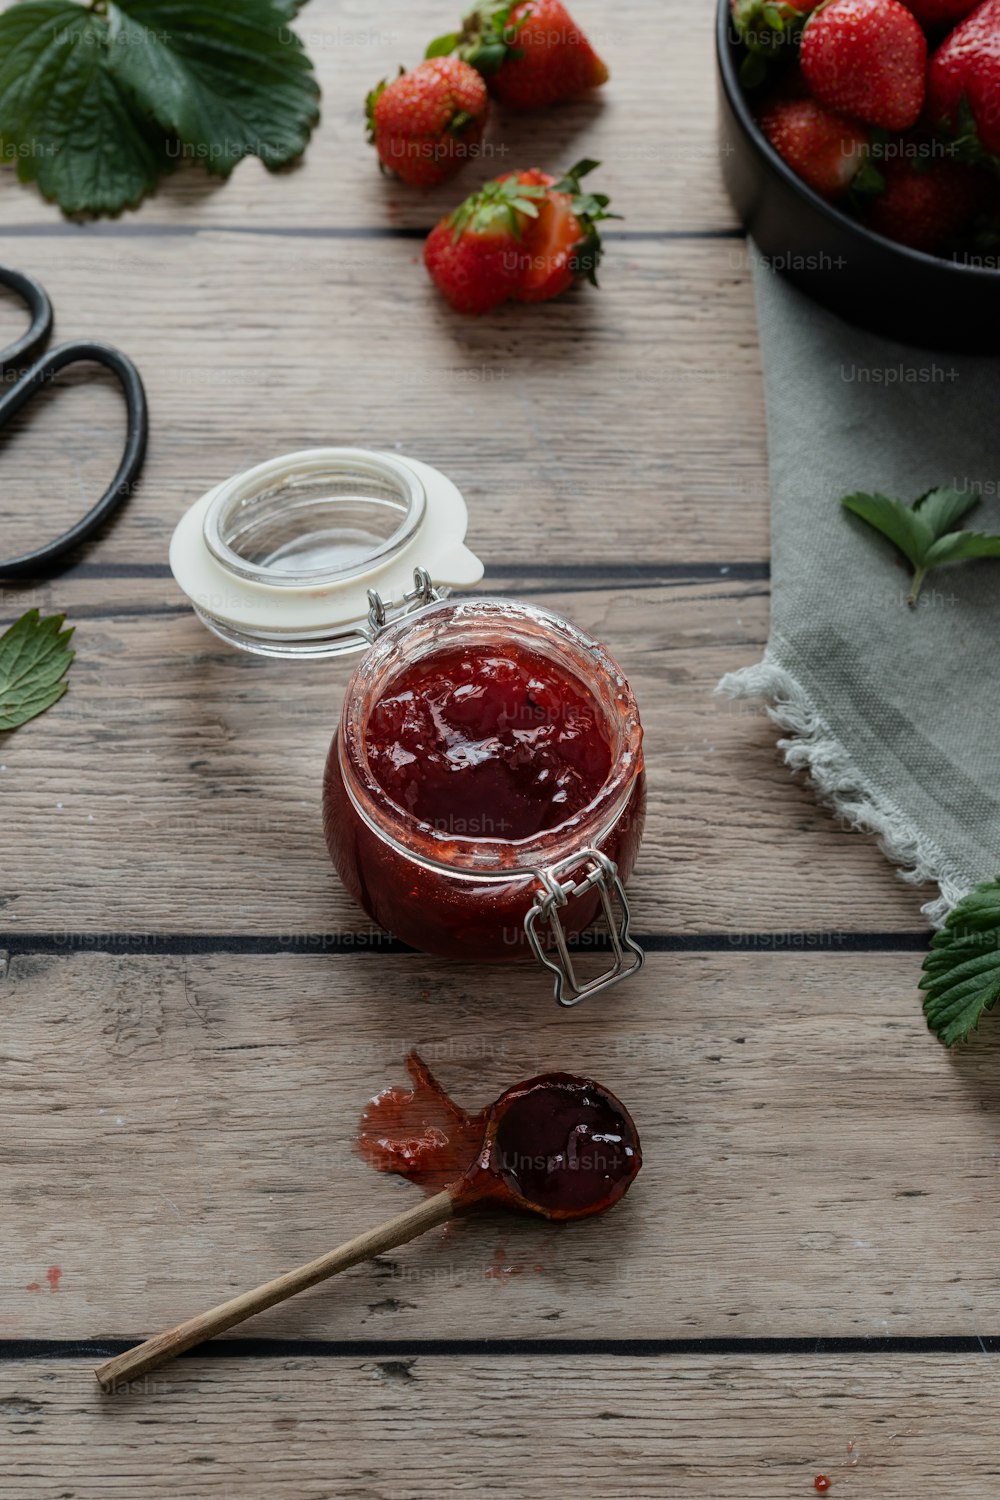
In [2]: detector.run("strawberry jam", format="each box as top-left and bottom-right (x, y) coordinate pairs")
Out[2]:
(358, 1052), (643, 1221)
(323, 599), (645, 967)
(363, 644), (613, 839)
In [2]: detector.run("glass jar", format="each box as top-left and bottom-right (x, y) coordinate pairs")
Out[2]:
(171, 448), (647, 1004)
(323, 597), (646, 1000)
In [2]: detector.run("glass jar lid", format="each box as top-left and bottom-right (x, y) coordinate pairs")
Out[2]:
(169, 448), (484, 657)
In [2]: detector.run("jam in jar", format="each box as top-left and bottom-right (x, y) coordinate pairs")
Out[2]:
(323, 597), (645, 998)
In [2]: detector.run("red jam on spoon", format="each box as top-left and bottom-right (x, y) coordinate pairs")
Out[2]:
(358, 1051), (642, 1220)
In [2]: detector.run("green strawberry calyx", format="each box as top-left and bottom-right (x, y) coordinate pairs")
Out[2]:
(364, 69), (405, 145)
(447, 173), (547, 242)
(426, 2), (526, 75)
(364, 80), (386, 144)
(731, 0), (812, 87)
(933, 95), (1000, 177)
(552, 158), (620, 287)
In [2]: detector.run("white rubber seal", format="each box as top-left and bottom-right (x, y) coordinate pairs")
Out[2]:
(169, 448), (484, 642)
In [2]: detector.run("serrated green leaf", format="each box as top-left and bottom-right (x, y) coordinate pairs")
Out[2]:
(0, 610), (74, 731)
(0, 0), (169, 215)
(0, 0), (319, 213)
(841, 491), (936, 569)
(921, 877), (1000, 1045)
(108, 0), (319, 178)
(923, 530), (1000, 566)
(912, 486), (982, 539)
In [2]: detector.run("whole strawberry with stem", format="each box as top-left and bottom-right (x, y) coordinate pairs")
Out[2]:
(758, 98), (882, 199)
(800, 0), (927, 131)
(928, 0), (1000, 161)
(427, 0), (608, 109)
(424, 160), (615, 313)
(366, 58), (489, 188)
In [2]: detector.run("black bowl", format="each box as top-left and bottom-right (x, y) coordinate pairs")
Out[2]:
(716, 0), (1000, 352)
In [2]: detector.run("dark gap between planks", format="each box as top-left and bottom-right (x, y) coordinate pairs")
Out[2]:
(0, 933), (929, 955)
(3, 1336), (998, 1362)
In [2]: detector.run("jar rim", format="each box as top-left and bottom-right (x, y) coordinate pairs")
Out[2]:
(202, 448), (427, 588)
(337, 597), (644, 874)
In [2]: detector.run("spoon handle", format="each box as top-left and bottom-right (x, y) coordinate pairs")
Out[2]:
(95, 1190), (456, 1392)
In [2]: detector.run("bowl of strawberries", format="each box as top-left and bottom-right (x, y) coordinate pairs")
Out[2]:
(717, 0), (1000, 349)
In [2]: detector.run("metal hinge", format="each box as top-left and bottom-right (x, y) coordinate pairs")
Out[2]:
(366, 567), (446, 638)
(524, 848), (645, 1007)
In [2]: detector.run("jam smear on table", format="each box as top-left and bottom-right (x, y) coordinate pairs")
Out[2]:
(358, 1052), (642, 1220)
(364, 644), (613, 839)
(357, 1052), (488, 1195)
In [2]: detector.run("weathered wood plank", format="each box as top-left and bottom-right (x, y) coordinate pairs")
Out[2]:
(0, 583), (928, 934)
(0, 233), (767, 569)
(0, 0), (733, 233)
(2, 950), (991, 1342)
(1, 1353), (997, 1497)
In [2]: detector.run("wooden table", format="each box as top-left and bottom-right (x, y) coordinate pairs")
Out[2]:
(2, 1), (995, 1494)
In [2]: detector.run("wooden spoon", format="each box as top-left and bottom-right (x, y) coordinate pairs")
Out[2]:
(95, 1065), (641, 1392)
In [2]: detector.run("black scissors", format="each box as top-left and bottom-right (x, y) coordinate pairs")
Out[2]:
(0, 264), (148, 578)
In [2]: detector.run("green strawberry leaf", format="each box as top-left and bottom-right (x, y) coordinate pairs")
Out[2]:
(842, 486), (1000, 605)
(912, 486), (981, 537)
(841, 491), (936, 569)
(426, 32), (462, 59)
(0, 0), (170, 215)
(108, 0), (320, 178)
(923, 531), (1000, 566)
(921, 877), (1000, 1045)
(0, 610), (74, 731)
(0, 0), (319, 214)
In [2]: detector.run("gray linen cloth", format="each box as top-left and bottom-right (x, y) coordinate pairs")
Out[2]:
(718, 252), (1000, 923)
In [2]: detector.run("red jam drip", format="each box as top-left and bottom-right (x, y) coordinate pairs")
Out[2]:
(814, 1479), (831, 1494)
(357, 1052), (642, 1221)
(363, 644), (613, 840)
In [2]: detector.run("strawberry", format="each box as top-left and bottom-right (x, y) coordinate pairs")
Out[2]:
(900, 0), (980, 24)
(512, 160), (613, 299)
(366, 58), (489, 188)
(424, 173), (546, 312)
(928, 0), (1000, 160)
(424, 160), (614, 313)
(800, 0), (927, 131)
(863, 156), (991, 250)
(758, 98), (879, 198)
(427, 0), (608, 110)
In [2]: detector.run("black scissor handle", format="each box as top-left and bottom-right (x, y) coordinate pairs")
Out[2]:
(0, 339), (149, 579)
(0, 265), (53, 373)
